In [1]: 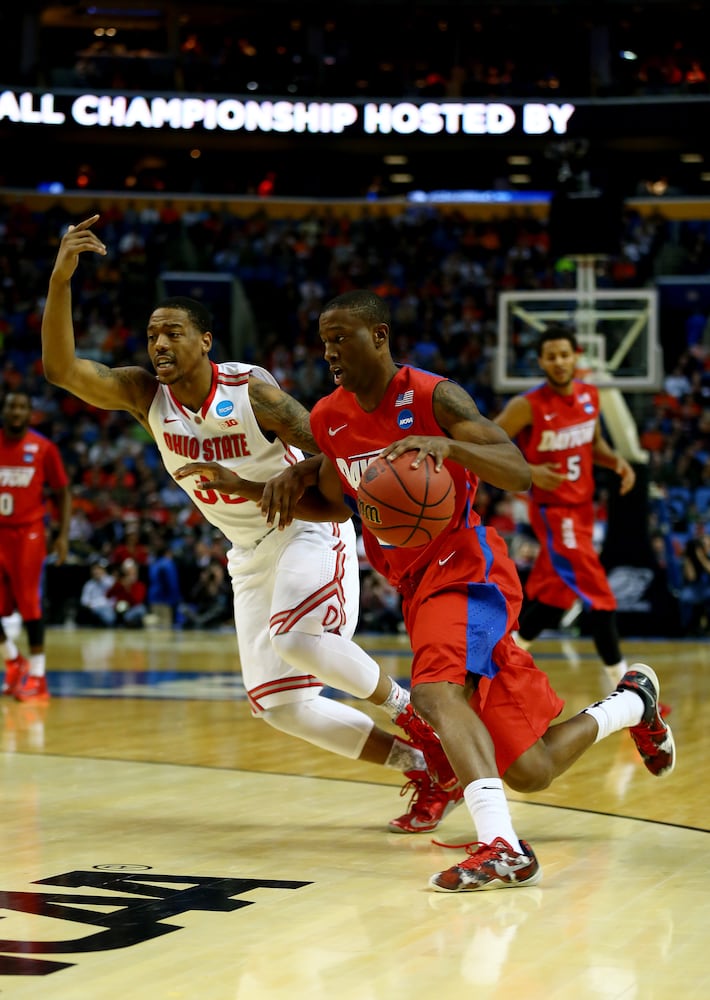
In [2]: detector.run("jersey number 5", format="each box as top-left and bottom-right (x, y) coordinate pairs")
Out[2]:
(566, 455), (581, 481)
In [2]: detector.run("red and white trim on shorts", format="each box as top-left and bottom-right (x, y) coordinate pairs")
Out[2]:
(269, 533), (348, 636)
(247, 674), (322, 713)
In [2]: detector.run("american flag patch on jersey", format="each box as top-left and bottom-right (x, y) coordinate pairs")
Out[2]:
(395, 390), (414, 407)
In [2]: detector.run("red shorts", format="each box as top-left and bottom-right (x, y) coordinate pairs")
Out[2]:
(0, 524), (46, 619)
(471, 635), (564, 775)
(400, 525), (565, 774)
(526, 503), (616, 612)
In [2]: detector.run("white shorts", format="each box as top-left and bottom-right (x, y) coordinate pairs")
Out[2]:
(227, 518), (359, 714)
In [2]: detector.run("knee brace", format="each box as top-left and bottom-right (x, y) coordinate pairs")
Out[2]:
(261, 696), (374, 759)
(271, 629), (379, 700)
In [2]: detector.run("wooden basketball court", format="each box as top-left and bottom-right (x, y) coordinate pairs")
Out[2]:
(0, 626), (706, 999)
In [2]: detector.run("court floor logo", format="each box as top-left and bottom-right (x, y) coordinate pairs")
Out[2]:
(0, 867), (312, 977)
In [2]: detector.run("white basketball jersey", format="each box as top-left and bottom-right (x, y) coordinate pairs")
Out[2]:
(148, 361), (304, 547)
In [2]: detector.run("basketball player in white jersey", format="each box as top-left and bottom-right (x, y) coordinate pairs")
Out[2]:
(40, 215), (462, 834)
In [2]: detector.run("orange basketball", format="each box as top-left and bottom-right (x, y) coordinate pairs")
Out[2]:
(356, 451), (456, 548)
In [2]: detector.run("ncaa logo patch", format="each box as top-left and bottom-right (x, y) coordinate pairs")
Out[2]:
(215, 400), (234, 417)
(583, 404), (595, 414)
(397, 409), (414, 431)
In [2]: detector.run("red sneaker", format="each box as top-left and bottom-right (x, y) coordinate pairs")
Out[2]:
(389, 770), (463, 834)
(3, 655), (29, 696)
(617, 663), (675, 778)
(14, 674), (50, 703)
(430, 837), (542, 892)
(394, 703), (458, 790)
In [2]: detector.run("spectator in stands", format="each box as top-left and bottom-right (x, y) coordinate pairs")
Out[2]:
(664, 362), (693, 399)
(108, 558), (148, 628)
(359, 569), (402, 633)
(111, 518), (150, 568)
(77, 559), (116, 627)
(677, 527), (710, 634)
(508, 532), (540, 591)
(181, 558), (231, 630)
(147, 538), (184, 627)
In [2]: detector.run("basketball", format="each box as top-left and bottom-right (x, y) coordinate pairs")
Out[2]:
(356, 451), (456, 548)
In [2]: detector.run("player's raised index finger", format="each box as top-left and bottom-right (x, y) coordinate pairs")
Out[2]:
(76, 215), (101, 229)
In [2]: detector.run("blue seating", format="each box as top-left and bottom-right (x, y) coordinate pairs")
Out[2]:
(694, 486), (710, 516)
(666, 486), (692, 524)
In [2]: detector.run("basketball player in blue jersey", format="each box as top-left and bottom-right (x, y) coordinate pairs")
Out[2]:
(39, 215), (463, 835)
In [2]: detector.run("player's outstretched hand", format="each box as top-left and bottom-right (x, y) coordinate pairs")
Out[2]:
(52, 215), (107, 281)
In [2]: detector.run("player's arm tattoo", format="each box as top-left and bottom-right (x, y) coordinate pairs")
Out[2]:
(433, 379), (482, 424)
(250, 379), (320, 454)
(89, 361), (155, 427)
(90, 361), (142, 388)
(433, 379), (514, 447)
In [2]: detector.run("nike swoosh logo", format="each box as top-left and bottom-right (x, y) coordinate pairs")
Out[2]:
(164, 418), (181, 424)
(497, 854), (533, 871)
(438, 552), (455, 566)
(328, 424), (347, 436)
(543, 413), (556, 421)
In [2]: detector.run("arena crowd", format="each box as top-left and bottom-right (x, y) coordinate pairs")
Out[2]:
(1, 195), (708, 635)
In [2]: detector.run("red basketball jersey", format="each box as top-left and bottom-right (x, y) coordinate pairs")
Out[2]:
(0, 428), (68, 528)
(310, 366), (481, 588)
(516, 380), (599, 507)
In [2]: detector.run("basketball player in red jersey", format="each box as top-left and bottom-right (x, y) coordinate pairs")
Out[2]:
(250, 291), (675, 892)
(0, 390), (71, 701)
(494, 326), (666, 703)
(40, 215), (462, 837)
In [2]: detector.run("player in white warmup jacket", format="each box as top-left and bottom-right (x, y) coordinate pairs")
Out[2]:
(40, 215), (462, 834)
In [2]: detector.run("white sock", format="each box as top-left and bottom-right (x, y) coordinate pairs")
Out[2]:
(384, 737), (426, 774)
(28, 654), (45, 679)
(381, 679), (410, 721)
(583, 688), (645, 743)
(1, 639), (19, 661)
(603, 661), (627, 687)
(464, 778), (522, 852)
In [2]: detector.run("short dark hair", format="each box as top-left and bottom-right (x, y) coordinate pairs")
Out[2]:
(536, 324), (578, 356)
(322, 290), (391, 327)
(154, 296), (213, 334)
